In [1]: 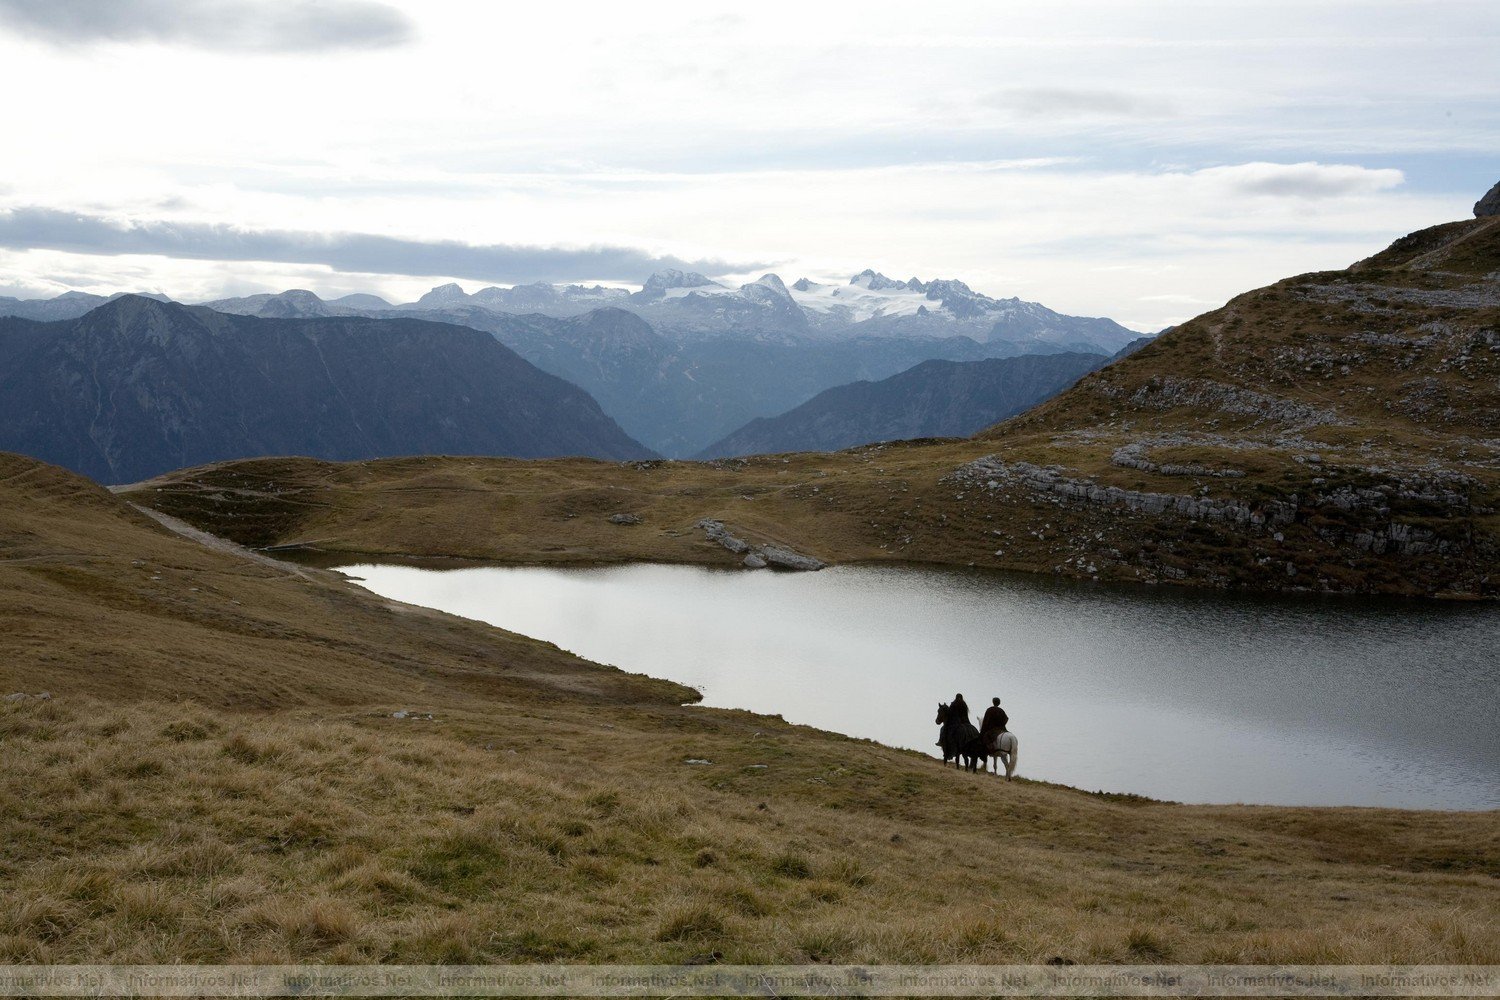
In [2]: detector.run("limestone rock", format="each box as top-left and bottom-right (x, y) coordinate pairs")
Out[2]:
(758, 545), (826, 571)
(697, 518), (750, 554)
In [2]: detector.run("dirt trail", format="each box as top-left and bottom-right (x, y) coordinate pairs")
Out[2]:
(130, 504), (318, 580)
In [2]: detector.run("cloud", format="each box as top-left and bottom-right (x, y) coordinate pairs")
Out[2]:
(0, 207), (766, 284)
(982, 87), (1175, 119)
(0, 0), (414, 52)
(1195, 161), (1405, 198)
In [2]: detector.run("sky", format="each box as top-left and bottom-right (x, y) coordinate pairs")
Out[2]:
(0, 0), (1496, 330)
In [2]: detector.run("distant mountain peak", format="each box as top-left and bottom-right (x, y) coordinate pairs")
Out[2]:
(90, 292), (182, 318)
(641, 269), (718, 296)
(923, 278), (976, 299)
(417, 282), (469, 306)
(81, 294), (199, 341)
(850, 269), (907, 291)
(751, 273), (789, 293)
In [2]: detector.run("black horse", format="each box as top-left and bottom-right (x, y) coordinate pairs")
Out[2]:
(935, 702), (986, 773)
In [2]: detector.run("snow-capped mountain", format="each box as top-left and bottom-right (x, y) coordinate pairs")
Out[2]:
(381, 268), (1138, 350)
(6, 268), (1139, 353)
(790, 271), (936, 322)
(397, 269), (1138, 351)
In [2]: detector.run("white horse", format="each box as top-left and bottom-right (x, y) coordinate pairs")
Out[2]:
(987, 732), (1019, 779)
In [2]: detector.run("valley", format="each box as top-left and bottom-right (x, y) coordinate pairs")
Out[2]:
(126, 214), (1500, 599)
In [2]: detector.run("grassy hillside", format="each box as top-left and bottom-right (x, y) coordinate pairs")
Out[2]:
(4, 451), (1497, 965)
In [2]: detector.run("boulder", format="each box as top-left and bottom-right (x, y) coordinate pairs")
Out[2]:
(743, 552), (768, 569)
(1477, 180), (1500, 218)
(758, 545), (826, 571)
(608, 513), (642, 525)
(697, 518), (750, 554)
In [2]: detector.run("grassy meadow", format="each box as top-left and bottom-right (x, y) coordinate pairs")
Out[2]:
(2, 452), (1497, 966)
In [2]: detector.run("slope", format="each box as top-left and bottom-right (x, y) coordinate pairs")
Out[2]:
(699, 352), (1107, 458)
(3, 451), (1496, 965)
(0, 296), (654, 484)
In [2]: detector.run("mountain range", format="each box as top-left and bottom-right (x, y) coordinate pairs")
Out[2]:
(191, 273), (1142, 455)
(697, 351), (1111, 458)
(2, 271), (1147, 458)
(198, 268), (1142, 353)
(0, 296), (652, 484)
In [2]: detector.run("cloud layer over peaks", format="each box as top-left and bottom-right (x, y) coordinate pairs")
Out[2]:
(0, 0), (414, 52)
(0, 207), (764, 285)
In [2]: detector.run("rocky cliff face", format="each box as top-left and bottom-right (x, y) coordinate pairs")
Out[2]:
(0, 297), (654, 484)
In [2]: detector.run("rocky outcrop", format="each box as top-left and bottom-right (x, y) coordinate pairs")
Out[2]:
(1475, 180), (1500, 218)
(952, 456), (1298, 527)
(697, 518), (750, 554)
(954, 455), (1484, 561)
(1110, 442), (1246, 479)
(696, 519), (825, 570)
(1101, 376), (1344, 429)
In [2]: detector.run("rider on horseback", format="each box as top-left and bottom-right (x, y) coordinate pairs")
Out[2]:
(980, 697), (1008, 745)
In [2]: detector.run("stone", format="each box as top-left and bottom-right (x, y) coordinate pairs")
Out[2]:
(1475, 180), (1500, 218)
(743, 552), (767, 569)
(697, 518), (750, 554)
(607, 513), (641, 525)
(757, 545), (826, 571)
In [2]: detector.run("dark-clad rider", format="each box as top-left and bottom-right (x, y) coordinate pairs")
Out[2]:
(980, 697), (1008, 739)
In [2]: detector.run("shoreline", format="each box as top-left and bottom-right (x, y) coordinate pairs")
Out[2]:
(293, 545), (1498, 608)
(330, 558), (1500, 815)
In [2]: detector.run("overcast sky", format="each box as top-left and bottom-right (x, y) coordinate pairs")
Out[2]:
(0, 0), (1495, 329)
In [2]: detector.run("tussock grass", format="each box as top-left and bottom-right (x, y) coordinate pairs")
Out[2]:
(2, 450), (1497, 965)
(1, 695), (1495, 965)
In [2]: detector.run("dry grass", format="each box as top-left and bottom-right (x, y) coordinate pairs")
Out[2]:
(0, 453), (690, 709)
(2, 696), (1495, 965)
(2, 452), (1495, 964)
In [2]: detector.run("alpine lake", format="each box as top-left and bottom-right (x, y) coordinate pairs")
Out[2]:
(340, 561), (1499, 810)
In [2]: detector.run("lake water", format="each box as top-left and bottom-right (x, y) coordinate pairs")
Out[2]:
(341, 562), (1499, 810)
